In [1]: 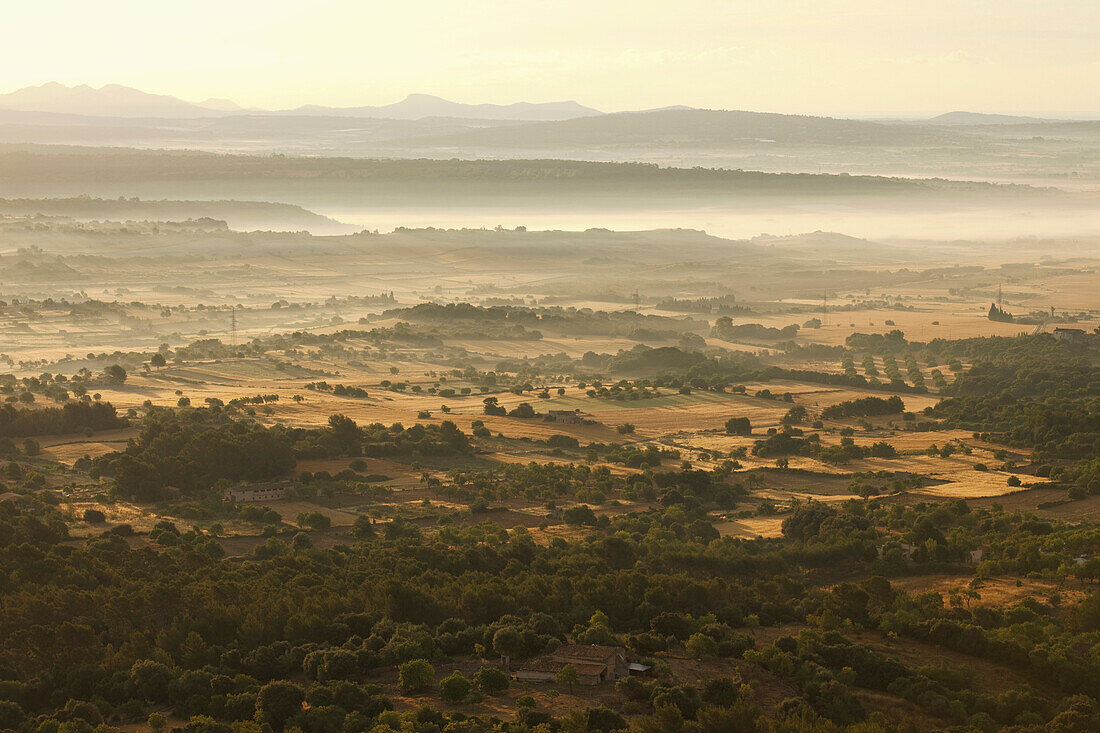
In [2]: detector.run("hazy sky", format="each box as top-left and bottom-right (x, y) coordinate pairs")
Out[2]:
(3, 0), (1098, 116)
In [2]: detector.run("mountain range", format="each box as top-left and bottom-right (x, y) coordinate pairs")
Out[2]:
(0, 84), (1095, 187)
(0, 83), (1078, 125)
(0, 84), (601, 121)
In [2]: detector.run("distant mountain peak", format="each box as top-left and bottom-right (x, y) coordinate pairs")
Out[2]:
(0, 83), (603, 122)
(0, 82), (239, 118)
(199, 97), (245, 112)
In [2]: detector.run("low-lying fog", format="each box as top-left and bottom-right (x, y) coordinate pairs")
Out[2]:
(317, 204), (1100, 243)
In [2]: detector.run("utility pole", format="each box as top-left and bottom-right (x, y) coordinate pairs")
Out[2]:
(632, 290), (640, 309)
(230, 310), (237, 348)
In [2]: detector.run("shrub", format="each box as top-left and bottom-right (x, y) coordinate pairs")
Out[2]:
(508, 402), (537, 418)
(547, 434), (581, 449)
(473, 667), (509, 694)
(296, 511), (331, 529)
(399, 659), (435, 692)
(438, 670), (471, 703)
(686, 633), (719, 659)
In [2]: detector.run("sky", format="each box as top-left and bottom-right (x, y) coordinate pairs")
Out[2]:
(2, 0), (1098, 117)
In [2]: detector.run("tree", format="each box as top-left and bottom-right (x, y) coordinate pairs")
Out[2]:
(398, 659), (435, 692)
(438, 670), (471, 703)
(585, 707), (627, 732)
(686, 633), (719, 659)
(473, 666), (509, 695)
(508, 402), (536, 418)
(725, 417), (751, 436)
(483, 397), (506, 416)
(150, 353), (166, 370)
(296, 511), (331, 529)
(147, 713), (167, 733)
(256, 681), (304, 729)
(492, 626), (523, 668)
(83, 508), (106, 524)
(328, 413), (361, 454)
(617, 423), (635, 435)
(104, 364), (127, 384)
(556, 663), (580, 694)
(352, 514), (377, 539)
(782, 405), (807, 425)
(130, 659), (173, 702)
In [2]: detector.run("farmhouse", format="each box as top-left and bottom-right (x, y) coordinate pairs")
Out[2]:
(1053, 327), (1087, 343)
(1052, 327), (1099, 347)
(547, 409), (583, 424)
(223, 481), (288, 503)
(514, 644), (629, 686)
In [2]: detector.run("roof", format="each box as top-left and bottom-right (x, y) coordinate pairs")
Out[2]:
(572, 662), (609, 677)
(554, 644), (623, 661)
(230, 480), (289, 490)
(516, 656), (607, 677)
(516, 658), (562, 673)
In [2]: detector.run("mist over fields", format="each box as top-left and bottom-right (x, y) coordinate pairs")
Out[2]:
(2, 53), (1100, 732)
(1, 144), (1098, 240)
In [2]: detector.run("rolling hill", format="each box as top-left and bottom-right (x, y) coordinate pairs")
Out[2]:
(384, 108), (951, 149)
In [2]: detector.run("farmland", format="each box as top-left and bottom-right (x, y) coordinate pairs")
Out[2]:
(1, 202), (1098, 733)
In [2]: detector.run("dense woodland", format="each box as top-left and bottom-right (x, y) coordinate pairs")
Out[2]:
(3, 489), (1100, 733)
